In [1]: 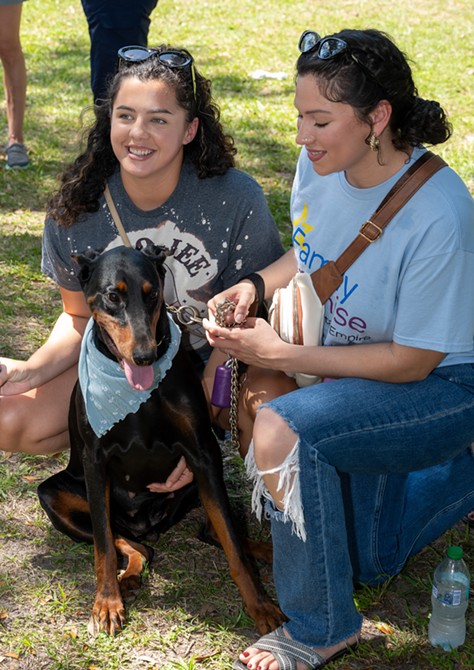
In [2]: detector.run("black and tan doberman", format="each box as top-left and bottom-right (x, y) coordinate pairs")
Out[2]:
(38, 239), (283, 636)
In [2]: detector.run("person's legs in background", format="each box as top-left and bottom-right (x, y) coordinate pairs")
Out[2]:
(80, 0), (159, 103)
(0, 1), (29, 168)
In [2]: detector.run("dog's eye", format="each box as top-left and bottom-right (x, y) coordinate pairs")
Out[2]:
(106, 291), (121, 303)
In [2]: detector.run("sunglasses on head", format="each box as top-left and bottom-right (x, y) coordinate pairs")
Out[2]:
(117, 45), (197, 101)
(298, 30), (384, 91)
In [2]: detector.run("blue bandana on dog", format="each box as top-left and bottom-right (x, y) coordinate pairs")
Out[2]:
(78, 314), (181, 437)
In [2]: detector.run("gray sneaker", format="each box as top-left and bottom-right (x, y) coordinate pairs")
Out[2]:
(6, 142), (30, 169)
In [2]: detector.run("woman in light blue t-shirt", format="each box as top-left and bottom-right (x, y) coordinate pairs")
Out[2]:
(206, 29), (474, 670)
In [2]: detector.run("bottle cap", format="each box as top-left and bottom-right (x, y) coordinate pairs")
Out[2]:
(447, 545), (463, 560)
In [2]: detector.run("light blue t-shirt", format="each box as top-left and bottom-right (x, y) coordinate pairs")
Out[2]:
(290, 146), (474, 366)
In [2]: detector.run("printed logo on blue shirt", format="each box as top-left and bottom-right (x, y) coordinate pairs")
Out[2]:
(292, 205), (370, 343)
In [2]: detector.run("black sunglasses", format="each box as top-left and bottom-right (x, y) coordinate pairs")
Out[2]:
(298, 30), (385, 92)
(117, 45), (197, 100)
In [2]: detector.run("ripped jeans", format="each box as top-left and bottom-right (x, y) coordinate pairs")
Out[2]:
(246, 364), (474, 648)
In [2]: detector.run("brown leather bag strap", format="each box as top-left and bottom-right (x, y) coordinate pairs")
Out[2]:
(335, 151), (446, 275)
(312, 151), (447, 303)
(104, 184), (133, 247)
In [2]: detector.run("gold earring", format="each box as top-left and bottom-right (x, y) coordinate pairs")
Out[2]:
(369, 133), (380, 152)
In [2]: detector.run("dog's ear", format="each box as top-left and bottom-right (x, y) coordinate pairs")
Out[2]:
(72, 249), (103, 286)
(136, 238), (168, 267)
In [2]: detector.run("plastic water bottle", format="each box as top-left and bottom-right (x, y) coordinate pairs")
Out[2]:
(428, 545), (470, 650)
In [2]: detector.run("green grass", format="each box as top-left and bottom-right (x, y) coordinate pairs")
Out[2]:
(1, 1), (474, 668)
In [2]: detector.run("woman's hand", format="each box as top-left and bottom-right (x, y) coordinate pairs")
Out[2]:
(208, 251), (298, 326)
(204, 316), (287, 369)
(208, 279), (258, 326)
(0, 358), (34, 396)
(147, 456), (194, 493)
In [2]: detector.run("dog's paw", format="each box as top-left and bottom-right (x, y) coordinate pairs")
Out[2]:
(118, 573), (142, 602)
(251, 600), (287, 635)
(89, 595), (126, 636)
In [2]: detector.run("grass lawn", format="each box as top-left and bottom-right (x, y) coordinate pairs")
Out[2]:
(0, 0), (473, 668)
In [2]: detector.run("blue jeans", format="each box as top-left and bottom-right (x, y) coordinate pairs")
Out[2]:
(262, 364), (474, 648)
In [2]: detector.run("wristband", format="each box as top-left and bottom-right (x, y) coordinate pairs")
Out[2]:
(241, 272), (265, 311)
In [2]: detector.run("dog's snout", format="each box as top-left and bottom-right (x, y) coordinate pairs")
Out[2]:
(133, 351), (156, 367)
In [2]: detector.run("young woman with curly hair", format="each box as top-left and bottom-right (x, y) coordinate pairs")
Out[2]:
(0, 44), (284, 456)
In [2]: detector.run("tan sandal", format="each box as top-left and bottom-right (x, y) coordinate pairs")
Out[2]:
(233, 625), (358, 669)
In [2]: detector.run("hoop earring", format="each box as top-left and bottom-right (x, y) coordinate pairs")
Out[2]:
(369, 133), (380, 152)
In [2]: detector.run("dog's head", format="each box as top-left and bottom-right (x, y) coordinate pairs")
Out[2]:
(73, 239), (169, 391)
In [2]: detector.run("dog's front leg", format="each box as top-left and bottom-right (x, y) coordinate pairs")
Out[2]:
(83, 453), (125, 636)
(196, 482), (285, 634)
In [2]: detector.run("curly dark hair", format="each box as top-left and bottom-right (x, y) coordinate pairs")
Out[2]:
(49, 45), (237, 227)
(296, 29), (452, 153)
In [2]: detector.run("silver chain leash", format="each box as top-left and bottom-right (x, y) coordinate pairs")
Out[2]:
(166, 304), (207, 338)
(167, 299), (242, 451)
(214, 298), (243, 452)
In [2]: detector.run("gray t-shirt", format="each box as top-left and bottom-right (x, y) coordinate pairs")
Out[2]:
(42, 159), (283, 362)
